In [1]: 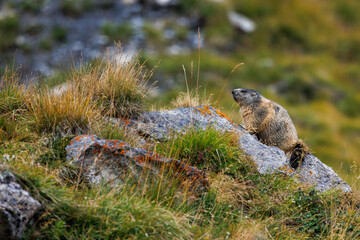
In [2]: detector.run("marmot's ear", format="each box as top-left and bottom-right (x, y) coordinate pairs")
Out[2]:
(251, 92), (257, 96)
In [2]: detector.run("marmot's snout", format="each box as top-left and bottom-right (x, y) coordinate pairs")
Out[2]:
(232, 89), (240, 102)
(232, 88), (260, 106)
(232, 88), (245, 103)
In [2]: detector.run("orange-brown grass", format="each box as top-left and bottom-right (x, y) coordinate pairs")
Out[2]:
(25, 84), (101, 134)
(0, 67), (33, 140)
(0, 66), (25, 114)
(170, 91), (213, 108)
(24, 45), (153, 134)
(71, 45), (153, 119)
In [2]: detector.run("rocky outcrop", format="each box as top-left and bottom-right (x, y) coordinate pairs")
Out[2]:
(0, 171), (42, 240)
(66, 135), (209, 193)
(117, 105), (351, 192)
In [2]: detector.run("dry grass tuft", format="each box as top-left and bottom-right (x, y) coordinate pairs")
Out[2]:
(24, 45), (153, 134)
(25, 84), (101, 134)
(0, 66), (25, 114)
(171, 91), (213, 108)
(229, 222), (266, 240)
(211, 173), (248, 208)
(72, 45), (154, 119)
(0, 67), (33, 140)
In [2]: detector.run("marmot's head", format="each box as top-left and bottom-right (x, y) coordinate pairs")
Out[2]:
(232, 88), (261, 106)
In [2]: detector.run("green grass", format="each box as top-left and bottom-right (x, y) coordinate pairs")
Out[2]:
(52, 26), (67, 42)
(60, 0), (93, 17)
(3, 135), (359, 239)
(2, 1), (360, 234)
(0, 47), (152, 135)
(0, 68), (32, 141)
(1, 78), (360, 239)
(101, 22), (134, 43)
(24, 185), (192, 239)
(156, 126), (252, 175)
(0, 13), (19, 51)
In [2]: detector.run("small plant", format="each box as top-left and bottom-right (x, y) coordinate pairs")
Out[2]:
(60, 0), (93, 17)
(24, 46), (152, 134)
(170, 91), (212, 108)
(96, 122), (143, 147)
(142, 23), (167, 47)
(24, 184), (192, 239)
(101, 22), (134, 42)
(0, 68), (31, 140)
(39, 38), (52, 51)
(52, 26), (67, 42)
(19, 0), (44, 13)
(37, 136), (73, 166)
(25, 84), (101, 134)
(156, 126), (251, 173)
(71, 46), (153, 119)
(0, 14), (19, 50)
(335, 1), (359, 24)
(0, 68), (25, 114)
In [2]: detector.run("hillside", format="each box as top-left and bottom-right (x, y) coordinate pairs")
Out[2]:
(1, 48), (360, 239)
(0, 0), (359, 183)
(1, 0), (360, 239)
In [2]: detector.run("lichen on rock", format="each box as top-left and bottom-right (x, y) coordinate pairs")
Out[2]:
(66, 135), (209, 194)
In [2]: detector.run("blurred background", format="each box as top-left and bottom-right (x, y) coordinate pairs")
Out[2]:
(0, 0), (359, 183)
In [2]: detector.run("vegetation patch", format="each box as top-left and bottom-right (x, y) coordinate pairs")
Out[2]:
(0, 13), (19, 51)
(156, 126), (253, 176)
(101, 22), (134, 43)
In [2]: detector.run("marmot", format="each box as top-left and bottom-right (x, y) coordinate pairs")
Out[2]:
(232, 88), (308, 169)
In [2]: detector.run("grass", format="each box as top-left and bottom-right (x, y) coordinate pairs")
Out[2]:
(1, 58), (360, 239)
(25, 185), (192, 239)
(25, 83), (101, 134)
(70, 48), (152, 119)
(3, 46), (152, 135)
(1, 1), (360, 234)
(0, 67), (32, 141)
(156, 126), (252, 175)
(52, 25), (67, 42)
(0, 13), (19, 51)
(60, 0), (93, 17)
(101, 22), (134, 43)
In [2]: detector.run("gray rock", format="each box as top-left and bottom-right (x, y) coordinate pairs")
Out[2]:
(119, 105), (351, 192)
(66, 135), (209, 194)
(0, 171), (42, 240)
(228, 11), (256, 33)
(114, 105), (245, 141)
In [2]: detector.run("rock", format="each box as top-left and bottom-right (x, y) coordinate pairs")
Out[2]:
(228, 11), (256, 33)
(0, 171), (42, 240)
(140, 0), (178, 7)
(118, 105), (351, 192)
(113, 105), (245, 141)
(153, 0), (177, 7)
(66, 135), (209, 194)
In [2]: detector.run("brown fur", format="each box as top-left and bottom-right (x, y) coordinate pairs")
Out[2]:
(232, 88), (308, 168)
